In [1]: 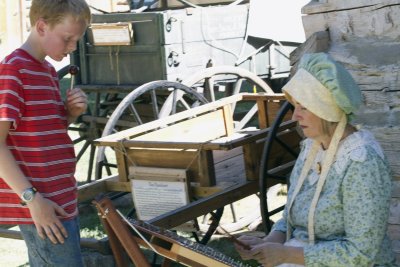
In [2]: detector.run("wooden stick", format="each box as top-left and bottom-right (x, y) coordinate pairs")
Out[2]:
(218, 225), (251, 250)
(93, 197), (151, 267)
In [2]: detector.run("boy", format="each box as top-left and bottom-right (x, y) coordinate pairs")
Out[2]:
(0, 0), (91, 266)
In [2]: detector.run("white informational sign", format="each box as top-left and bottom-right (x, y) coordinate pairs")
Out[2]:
(89, 23), (133, 46)
(247, 0), (310, 42)
(131, 179), (189, 221)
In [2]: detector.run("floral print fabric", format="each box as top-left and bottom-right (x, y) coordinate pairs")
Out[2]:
(272, 129), (397, 266)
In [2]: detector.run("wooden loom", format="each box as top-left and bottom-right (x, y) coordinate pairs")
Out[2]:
(93, 196), (251, 267)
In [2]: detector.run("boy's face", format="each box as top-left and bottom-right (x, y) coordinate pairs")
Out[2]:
(39, 15), (87, 62)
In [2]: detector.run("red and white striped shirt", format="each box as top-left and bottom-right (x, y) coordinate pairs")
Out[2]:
(0, 49), (78, 224)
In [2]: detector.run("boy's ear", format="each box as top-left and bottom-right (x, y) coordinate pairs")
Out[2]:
(36, 18), (48, 36)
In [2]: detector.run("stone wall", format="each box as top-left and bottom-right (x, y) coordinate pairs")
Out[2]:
(300, 0), (400, 262)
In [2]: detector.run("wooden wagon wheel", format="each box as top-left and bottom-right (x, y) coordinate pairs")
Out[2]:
(181, 65), (275, 100)
(180, 66), (285, 234)
(58, 66), (127, 183)
(182, 65), (276, 132)
(95, 80), (208, 179)
(259, 101), (303, 233)
(94, 80), (227, 246)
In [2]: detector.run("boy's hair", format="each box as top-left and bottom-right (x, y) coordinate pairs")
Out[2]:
(29, 0), (91, 28)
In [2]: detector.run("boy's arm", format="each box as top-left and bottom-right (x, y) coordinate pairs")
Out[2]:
(0, 122), (33, 196)
(0, 121), (69, 244)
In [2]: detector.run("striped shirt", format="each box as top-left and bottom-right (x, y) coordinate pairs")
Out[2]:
(0, 49), (78, 224)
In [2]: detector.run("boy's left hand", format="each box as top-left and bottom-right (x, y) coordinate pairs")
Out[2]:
(65, 88), (87, 122)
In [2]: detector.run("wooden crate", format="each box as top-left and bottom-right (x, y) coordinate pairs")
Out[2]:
(94, 93), (296, 194)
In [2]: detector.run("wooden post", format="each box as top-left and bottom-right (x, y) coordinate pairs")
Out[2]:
(93, 197), (151, 267)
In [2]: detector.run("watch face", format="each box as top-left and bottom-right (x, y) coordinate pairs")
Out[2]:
(22, 188), (35, 202)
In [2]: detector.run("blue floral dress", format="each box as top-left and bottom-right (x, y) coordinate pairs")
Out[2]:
(272, 129), (397, 266)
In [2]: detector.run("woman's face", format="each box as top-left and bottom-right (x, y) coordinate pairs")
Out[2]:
(292, 101), (325, 141)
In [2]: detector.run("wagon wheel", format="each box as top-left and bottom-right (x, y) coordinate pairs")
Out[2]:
(95, 80), (207, 179)
(180, 66), (280, 233)
(182, 65), (275, 101)
(57, 66), (98, 179)
(95, 80), (226, 245)
(58, 66), (122, 183)
(180, 65), (278, 134)
(259, 101), (303, 233)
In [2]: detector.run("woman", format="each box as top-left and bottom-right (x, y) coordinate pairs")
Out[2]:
(235, 53), (397, 266)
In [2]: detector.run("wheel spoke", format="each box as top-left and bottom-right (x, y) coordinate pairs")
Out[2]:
(150, 89), (160, 120)
(73, 135), (87, 144)
(234, 103), (258, 130)
(76, 140), (91, 160)
(171, 88), (178, 114)
(128, 103), (143, 125)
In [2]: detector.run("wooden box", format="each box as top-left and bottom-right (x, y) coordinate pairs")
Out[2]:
(94, 93), (298, 197)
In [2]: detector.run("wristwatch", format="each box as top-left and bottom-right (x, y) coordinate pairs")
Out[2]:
(20, 187), (37, 205)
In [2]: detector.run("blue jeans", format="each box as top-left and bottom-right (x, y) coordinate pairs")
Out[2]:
(19, 217), (84, 267)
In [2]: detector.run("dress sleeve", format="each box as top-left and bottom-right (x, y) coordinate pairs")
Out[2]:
(303, 148), (392, 266)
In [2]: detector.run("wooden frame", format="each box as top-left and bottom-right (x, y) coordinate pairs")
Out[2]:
(84, 93), (301, 230)
(94, 93), (288, 191)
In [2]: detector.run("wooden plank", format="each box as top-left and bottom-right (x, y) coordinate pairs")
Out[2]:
(257, 98), (269, 129)
(192, 186), (224, 198)
(214, 150), (246, 184)
(222, 103), (234, 136)
(213, 147), (243, 164)
(124, 148), (215, 186)
(115, 148), (129, 182)
(106, 180), (131, 192)
(170, 244), (228, 267)
(93, 198), (151, 267)
(197, 150), (216, 186)
(243, 142), (262, 181)
(129, 167), (187, 181)
(133, 238), (191, 265)
(118, 120), (297, 151)
(95, 94), (244, 146)
(132, 109), (228, 143)
(78, 176), (110, 202)
(241, 93), (285, 101)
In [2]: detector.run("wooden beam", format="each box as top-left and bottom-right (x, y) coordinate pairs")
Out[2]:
(78, 175), (117, 202)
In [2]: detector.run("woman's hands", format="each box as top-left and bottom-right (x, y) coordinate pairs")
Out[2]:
(27, 193), (69, 244)
(248, 242), (288, 267)
(234, 231), (304, 267)
(235, 235), (286, 266)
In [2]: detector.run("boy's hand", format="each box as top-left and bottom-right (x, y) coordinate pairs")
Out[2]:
(27, 193), (69, 244)
(65, 88), (87, 123)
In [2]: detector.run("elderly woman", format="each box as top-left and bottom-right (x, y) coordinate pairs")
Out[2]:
(235, 53), (396, 267)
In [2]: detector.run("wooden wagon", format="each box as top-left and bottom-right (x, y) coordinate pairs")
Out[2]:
(88, 92), (301, 235)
